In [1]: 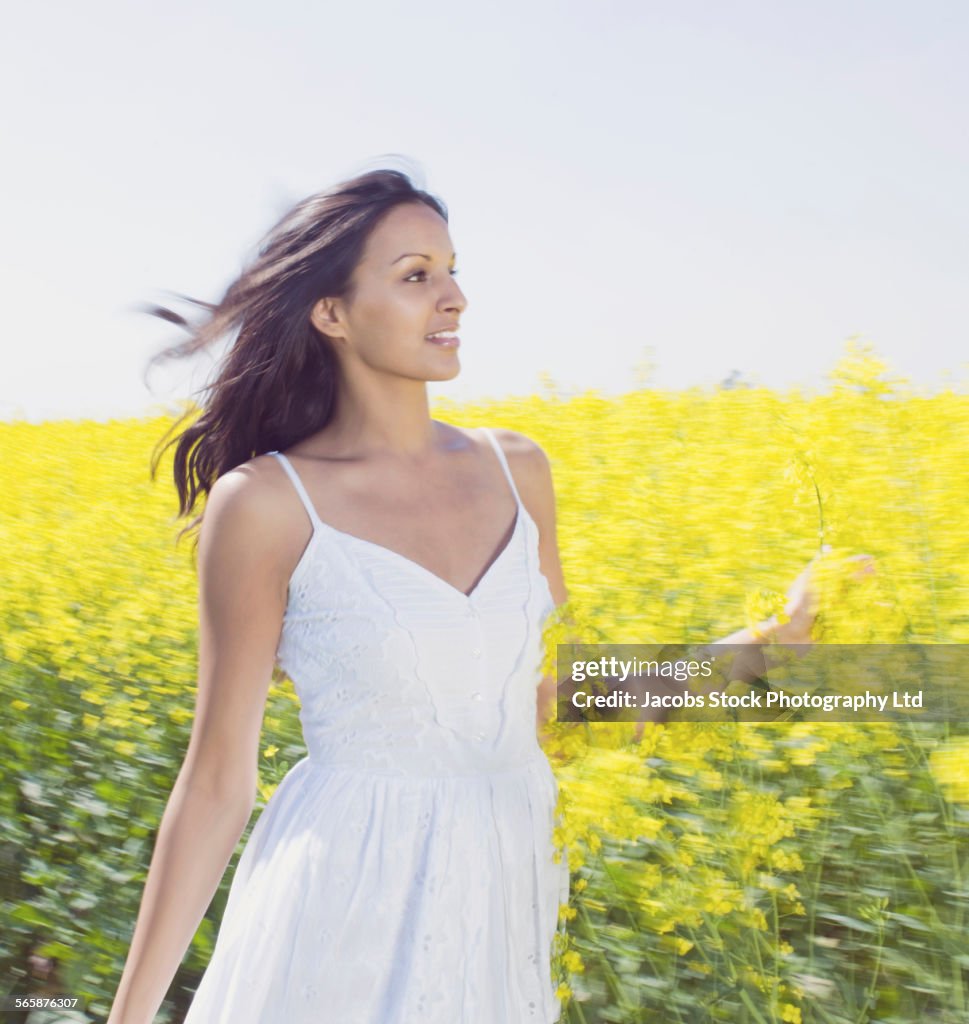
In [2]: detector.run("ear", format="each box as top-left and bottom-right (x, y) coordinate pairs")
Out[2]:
(310, 297), (347, 342)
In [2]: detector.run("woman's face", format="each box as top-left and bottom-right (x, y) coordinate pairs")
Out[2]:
(312, 201), (467, 383)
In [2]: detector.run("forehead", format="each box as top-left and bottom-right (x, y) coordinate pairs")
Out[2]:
(362, 202), (451, 260)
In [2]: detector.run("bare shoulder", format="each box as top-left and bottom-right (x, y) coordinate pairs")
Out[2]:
(204, 454), (286, 529)
(483, 427), (557, 523)
(199, 454), (300, 590)
(485, 426), (550, 474)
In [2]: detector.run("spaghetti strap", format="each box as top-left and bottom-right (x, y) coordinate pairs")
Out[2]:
(482, 428), (522, 507)
(267, 450), (322, 531)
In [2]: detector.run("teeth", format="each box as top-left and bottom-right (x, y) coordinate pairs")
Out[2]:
(427, 330), (458, 339)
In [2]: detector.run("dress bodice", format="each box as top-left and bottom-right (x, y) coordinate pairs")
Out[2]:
(268, 428), (556, 777)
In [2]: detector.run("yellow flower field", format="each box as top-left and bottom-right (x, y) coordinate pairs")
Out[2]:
(1, 340), (967, 1022)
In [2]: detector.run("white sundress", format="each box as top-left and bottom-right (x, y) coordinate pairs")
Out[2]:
(181, 427), (571, 1024)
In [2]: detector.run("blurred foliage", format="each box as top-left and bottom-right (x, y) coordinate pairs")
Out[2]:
(1, 339), (967, 1022)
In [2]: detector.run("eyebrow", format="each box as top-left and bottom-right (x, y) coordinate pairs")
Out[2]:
(391, 251), (457, 265)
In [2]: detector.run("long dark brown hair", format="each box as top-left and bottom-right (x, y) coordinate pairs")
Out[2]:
(143, 167), (448, 547)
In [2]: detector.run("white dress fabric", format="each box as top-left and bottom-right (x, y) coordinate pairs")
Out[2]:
(182, 428), (570, 1024)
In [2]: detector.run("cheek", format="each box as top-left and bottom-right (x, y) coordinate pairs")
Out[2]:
(363, 289), (414, 322)
(381, 293), (427, 331)
(350, 285), (426, 344)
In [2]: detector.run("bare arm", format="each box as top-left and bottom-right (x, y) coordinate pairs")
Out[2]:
(494, 433), (568, 745)
(529, 455), (569, 745)
(107, 465), (291, 1024)
(504, 432), (836, 744)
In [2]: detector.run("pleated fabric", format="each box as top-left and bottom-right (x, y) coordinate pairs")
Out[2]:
(182, 429), (570, 1024)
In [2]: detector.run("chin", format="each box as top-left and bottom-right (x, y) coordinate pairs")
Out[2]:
(426, 361), (461, 382)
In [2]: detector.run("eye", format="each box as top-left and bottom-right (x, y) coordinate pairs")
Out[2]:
(405, 268), (460, 282)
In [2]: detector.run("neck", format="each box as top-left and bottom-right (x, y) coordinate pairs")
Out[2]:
(325, 376), (442, 458)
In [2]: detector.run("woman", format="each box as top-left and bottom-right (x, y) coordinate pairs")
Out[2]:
(106, 167), (854, 1024)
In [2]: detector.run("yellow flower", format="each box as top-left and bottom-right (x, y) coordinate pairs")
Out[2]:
(263, 744), (280, 758)
(562, 950), (584, 973)
(929, 739), (969, 805)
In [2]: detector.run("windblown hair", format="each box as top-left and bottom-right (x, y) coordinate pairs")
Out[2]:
(144, 167), (448, 548)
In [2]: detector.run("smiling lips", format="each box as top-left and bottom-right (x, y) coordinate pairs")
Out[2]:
(426, 328), (460, 348)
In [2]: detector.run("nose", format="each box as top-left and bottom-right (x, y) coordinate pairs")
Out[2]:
(441, 275), (468, 314)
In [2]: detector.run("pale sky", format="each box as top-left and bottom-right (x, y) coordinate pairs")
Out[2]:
(2, 0), (967, 423)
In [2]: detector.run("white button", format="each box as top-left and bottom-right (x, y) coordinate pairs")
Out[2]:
(471, 648), (481, 658)
(472, 691), (483, 701)
(475, 731), (486, 741)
